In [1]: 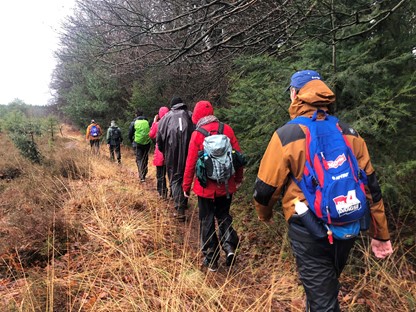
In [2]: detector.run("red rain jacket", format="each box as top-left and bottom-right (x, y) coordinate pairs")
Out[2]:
(183, 121), (243, 199)
(149, 107), (169, 166)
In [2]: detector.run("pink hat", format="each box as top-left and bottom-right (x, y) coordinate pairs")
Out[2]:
(158, 106), (169, 119)
(192, 101), (214, 124)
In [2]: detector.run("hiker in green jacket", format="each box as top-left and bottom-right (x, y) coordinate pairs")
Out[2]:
(128, 110), (151, 182)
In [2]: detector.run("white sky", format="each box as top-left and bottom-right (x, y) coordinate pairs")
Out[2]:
(0, 0), (75, 105)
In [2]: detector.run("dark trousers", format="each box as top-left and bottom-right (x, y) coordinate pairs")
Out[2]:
(198, 196), (239, 263)
(290, 238), (356, 312)
(89, 139), (100, 154)
(167, 168), (187, 210)
(109, 144), (121, 163)
(135, 143), (150, 180)
(156, 165), (167, 198)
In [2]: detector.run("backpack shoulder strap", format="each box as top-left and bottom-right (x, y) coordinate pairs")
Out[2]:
(288, 110), (338, 127)
(196, 122), (224, 136)
(196, 127), (210, 137)
(218, 122), (224, 134)
(288, 116), (311, 127)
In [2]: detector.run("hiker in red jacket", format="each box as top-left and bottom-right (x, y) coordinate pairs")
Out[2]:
(149, 106), (170, 198)
(183, 100), (243, 272)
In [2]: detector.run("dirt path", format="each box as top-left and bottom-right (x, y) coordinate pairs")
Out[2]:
(62, 123), (203, 264)
(0, 124), (300, 311)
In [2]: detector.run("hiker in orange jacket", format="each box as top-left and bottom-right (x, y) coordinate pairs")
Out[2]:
(253, 70), (393, 311)
(85, 119), (102, 154)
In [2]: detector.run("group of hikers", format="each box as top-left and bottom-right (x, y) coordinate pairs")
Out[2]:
(85, 70), (393, 311)
(85, 119), (123, 163)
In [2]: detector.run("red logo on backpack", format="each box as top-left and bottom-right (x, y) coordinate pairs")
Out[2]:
(327, 154), (347, 169)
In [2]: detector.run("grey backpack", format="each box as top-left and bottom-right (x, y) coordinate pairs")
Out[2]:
(196, 123), (235, 195)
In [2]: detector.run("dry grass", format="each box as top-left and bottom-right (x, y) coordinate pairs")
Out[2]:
(0, 125), (415, 311)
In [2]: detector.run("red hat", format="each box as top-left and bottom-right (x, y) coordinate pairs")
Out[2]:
(192, 101), (214, 124)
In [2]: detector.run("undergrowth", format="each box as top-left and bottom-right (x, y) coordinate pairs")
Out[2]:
(0, 125), (414, 311)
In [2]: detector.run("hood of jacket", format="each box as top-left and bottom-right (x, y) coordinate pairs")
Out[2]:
(288, 80), (335, 119)
(192, 100), (214, 124)
(158, 106), (169, 119)
(171, 103), (188, 111)
(134, 115), (147, 121)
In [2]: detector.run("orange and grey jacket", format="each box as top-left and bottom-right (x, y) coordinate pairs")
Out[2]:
(85, 123), (102, 141)
(253, 80), (390, 241)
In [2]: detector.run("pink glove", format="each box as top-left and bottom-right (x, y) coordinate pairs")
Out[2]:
(371, 239), (393, 259)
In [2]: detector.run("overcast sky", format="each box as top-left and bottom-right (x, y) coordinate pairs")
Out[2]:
(0, 0), (75, 105)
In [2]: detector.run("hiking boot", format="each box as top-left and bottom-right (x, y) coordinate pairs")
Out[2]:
(203, 258), (218, 272)
(225, 252), (236, 266)
(208, 262), (218, 272)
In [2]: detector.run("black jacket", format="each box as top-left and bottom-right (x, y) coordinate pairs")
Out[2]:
(106, 126), (123, 145)
(156, 103), (194, 175)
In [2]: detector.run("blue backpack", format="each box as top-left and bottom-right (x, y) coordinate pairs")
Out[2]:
(288, 110), (369, 242)
(90, 125), (100, 137)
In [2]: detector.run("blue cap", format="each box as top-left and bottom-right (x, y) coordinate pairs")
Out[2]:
(287, 70), (321, 91)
